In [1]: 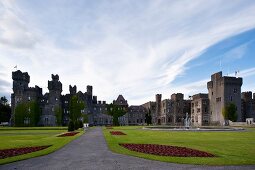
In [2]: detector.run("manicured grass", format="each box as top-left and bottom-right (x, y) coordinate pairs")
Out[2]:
(103, 126), (255, 165)
(0, 127), (83, 165)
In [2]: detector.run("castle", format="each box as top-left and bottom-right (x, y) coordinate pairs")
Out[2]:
(11, 70), (112, 126)
(11, 70), (255, 126)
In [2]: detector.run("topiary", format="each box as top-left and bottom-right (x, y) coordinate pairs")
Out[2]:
(78, 120), (83, 128)
(74, 120), (80, 130)
(68, 120), (75, 132)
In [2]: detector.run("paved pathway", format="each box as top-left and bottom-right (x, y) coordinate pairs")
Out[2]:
(1, 127), (255, 170)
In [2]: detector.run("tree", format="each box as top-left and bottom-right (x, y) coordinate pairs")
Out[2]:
(14, 102), (27, 127)
(28, 101), (40, 126)
(69, 95), (85, 122)
(0, 96), (11, 123)
(54, 106), (62, 126)
(107, 103), (127, 126)
(74, 120), (80, 130)
(145, 109), (152, 125)
(82, 114), (88, 123)
(0, 96), (8, 105)
(78, 120), (83, 128)
(222, 103), (238, 125)
(68, 120), (75, 131)
(14, 101), (41, 127)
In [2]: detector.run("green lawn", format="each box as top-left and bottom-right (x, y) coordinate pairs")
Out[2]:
(103, 126), (255, 165)
(0, 127), (83, 165)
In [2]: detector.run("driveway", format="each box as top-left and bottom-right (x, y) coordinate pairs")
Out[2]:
(1, 127), (254, 170)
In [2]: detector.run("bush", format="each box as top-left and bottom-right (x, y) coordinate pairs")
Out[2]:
(68, 120), (75, 132)
(78, 120), (83, 128)
(74, 120), (80, 130)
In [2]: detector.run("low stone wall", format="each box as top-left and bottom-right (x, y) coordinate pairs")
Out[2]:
(229, 120), (255, 127)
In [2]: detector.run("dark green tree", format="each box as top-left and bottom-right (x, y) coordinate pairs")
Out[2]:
(0, 96), (8, 105)
(28, 101), (40, 126)
(74, 120), (80, 130)
(69, 95), (85, 122)
(14, 101), (41, 127)
(0, 96), (11, 123)
(68, 120), (75, 131)
(82, 114), (88, 123)
(14, 102), (27, 127)
(222, 103), (238, 125)
(107, 103), (127, 126)
(145, 109), (152, 125)
(78, 120), (83, 128)
(54, 106), (62, 126)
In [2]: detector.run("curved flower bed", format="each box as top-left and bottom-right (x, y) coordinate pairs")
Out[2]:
(57, 132), (79, 137)
(0, 145), (51, 159)
(110, 131), (126, 135)
(119, 143), (215, 157)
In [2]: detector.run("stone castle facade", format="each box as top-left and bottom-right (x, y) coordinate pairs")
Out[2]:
(10, 70), (255, 126)
(207, 71), (243, 125)
(11, 70), (112, 126)
(128, 71), (254, 126)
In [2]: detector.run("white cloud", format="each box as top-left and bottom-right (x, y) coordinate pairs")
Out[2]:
(0, 0), (255, 105)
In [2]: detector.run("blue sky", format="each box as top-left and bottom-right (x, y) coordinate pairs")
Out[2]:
(0, 0), (255, 105)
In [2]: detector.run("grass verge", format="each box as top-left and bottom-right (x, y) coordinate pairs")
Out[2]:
(103, 126), (255, 165)
(0, 127), (83, 165)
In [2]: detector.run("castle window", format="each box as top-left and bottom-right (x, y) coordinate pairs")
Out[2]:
(28, 96), (31, 101)
(234, 88), (237, 93)
(212, 92), (213, 95)
(56, 98), (58, 101)
(65, 101), (68, 104)
(230, 96), (233, 101)
(216, 97), (221, 102)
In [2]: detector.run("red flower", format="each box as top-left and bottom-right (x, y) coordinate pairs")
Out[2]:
(110, 131), (126, 135)
(57, 132), (79, 137)
(0, 145), (51, 159)
(119, 144), (214, 157)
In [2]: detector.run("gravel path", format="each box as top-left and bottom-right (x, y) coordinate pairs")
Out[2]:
(1, 127), (254, 170)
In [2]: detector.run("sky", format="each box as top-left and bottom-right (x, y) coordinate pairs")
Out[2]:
(0, 0), (255, 105)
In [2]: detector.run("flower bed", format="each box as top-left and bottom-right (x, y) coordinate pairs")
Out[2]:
(0, 145), (51, 159)
(119, 143), (215, 157)
(110, 131), (126, 135)
(57, 132), (79, 137)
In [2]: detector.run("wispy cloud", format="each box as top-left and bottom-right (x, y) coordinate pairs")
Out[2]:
(0, 0), (255, 104)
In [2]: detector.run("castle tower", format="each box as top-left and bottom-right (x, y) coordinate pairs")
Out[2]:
(207, 71), (243, 125)
(155, 94), (162, 124)
(69, 85), (77, 95)
(11, 70), (43, 126)
(41, 74), (62, 126)
(87, 85), (93, 99)
(241, 91), (254, 119)
(12, 70), (30, 93)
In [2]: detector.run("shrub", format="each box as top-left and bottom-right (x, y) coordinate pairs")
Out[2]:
(68, 120), (75, 132)
(74, 120), (80, 130)
(78, 120), (83, 128)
